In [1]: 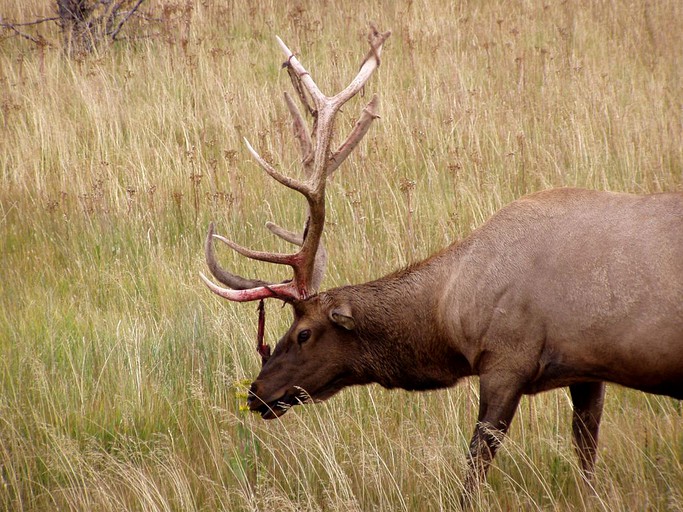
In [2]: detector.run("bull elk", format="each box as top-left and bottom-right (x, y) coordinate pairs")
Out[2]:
(201, 27), (683, 498)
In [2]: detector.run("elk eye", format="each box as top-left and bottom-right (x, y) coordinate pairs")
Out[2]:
(297, 329), (312, 344)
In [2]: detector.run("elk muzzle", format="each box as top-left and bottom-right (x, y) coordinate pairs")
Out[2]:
(247, 380), (305, 420)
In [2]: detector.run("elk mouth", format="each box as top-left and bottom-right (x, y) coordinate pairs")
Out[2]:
(248, 377), (352, 419)
(247, 389), (310, 420)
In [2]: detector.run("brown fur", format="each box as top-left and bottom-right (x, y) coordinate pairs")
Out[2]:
(247, 188), (683, 494)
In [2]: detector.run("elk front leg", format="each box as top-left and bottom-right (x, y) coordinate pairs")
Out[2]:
(462, 373), (523, 501)
(569, 381), (605, 483)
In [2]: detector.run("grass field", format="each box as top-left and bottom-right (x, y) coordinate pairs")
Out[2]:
(1, 1), (682, 510)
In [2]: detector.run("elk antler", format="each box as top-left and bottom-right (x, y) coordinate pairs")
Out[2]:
(202, 26), (391, 302)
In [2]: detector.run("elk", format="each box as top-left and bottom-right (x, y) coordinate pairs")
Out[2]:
(201, 28), (683, 497)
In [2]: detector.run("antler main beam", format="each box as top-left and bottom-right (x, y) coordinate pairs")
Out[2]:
(203, 26), (391, 302)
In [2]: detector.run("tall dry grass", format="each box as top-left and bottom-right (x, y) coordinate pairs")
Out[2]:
(1, 0), (682, 510)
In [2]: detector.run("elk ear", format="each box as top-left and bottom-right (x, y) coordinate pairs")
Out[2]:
(329, 304), (355, 331)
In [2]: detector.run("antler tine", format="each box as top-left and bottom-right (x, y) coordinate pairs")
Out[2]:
(243, 137), (312, 196)
(205, 222), (274, 290)
(199, 272), (299, 302)
(283, 91), (314, 174)
(265, 221), (328, 293)
(213, 233), (297, 266)
(328, 94), (381, 177)
(265, 221), (303, 245)
(276, 36), (326, 108)
(331, 28), (391, 109)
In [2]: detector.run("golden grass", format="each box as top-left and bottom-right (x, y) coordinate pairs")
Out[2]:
(1, 0), (682, 510)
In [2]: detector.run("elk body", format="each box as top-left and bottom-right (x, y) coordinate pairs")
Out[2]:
(201, 29), (683, 497)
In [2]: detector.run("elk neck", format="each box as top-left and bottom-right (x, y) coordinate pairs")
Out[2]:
(319, 247), (474, 392)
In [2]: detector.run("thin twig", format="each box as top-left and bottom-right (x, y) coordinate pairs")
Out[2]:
(110, 0), (145, 40)
(0, 17), (54, 47)
(0, 17), (60, 27)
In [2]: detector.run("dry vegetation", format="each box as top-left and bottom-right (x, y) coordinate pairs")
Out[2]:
(1, 1), (682, 510)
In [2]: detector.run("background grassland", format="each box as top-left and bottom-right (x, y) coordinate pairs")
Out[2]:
(1, 0), (682, 510)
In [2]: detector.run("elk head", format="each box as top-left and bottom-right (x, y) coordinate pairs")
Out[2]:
(201, 27), (391, 419)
